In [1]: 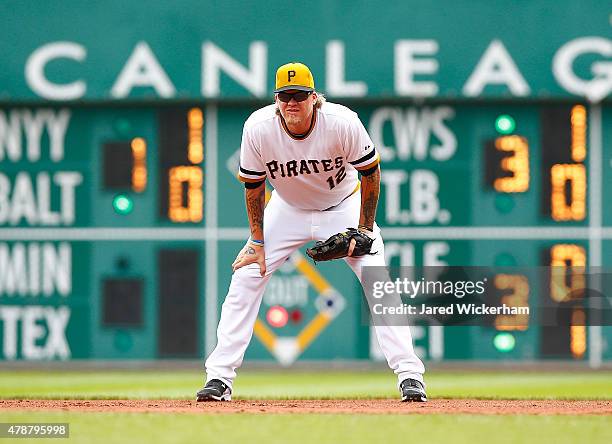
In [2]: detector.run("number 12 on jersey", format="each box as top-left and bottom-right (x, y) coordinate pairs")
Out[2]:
(326, 166), (346, 189)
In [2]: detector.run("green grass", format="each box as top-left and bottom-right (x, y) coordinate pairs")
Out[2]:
(2, 370), (609, 444)
(0, 370), (610, 400)
(1, 412), (610, 444)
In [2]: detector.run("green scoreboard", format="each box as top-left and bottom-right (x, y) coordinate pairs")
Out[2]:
(1, 102), (610, 364)
(0, 0), (611, 364)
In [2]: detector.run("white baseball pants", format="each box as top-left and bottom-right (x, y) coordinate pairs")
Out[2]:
(205, 190), (425, 388)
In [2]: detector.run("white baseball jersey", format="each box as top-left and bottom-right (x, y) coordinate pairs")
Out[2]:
(238, 102), (380, 210)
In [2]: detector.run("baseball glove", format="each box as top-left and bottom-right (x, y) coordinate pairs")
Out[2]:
(306, 228), (375, 262)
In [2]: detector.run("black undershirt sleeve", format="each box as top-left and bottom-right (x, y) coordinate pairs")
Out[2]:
(244, 180), (266, 189)
(359, 164), (379, 177)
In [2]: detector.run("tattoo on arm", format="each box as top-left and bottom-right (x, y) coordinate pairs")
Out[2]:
(359, 167), (380, 230)
(245, 183), (265, 240)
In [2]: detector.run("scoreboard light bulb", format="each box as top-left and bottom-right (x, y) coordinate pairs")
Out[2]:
(493, 332), (516, 352)
(570, 105), (587, 162)
(266, 305), (289, 328)
(113, 194), (134, 215)
(130, 137), (147, 193)
(570, 309), (586, 359)
(493, 135), (529, 193)
(550, 164), (586, 221)
(495, 114), (516, 135)
(188, 108), (204, 164)
(494, 274), (529, 331)
(168, 166), (203, 223)
(549, 244), (586, 302)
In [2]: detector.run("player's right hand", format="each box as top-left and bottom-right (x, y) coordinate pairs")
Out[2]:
(232, 241), (266, 276)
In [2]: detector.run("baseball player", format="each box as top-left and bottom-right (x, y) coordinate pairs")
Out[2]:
(197, 62), (426, 402)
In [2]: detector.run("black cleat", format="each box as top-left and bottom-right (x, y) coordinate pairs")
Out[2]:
(196, 379), (232, 402)
(400, 378), (427, 402)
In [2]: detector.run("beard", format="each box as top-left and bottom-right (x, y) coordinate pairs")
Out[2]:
(283, 114), (303, 126)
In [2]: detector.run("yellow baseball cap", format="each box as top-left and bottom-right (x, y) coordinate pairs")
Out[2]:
(274, 62), (315, 93)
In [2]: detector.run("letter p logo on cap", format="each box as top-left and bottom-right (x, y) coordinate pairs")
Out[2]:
(274, 62), (315, 93)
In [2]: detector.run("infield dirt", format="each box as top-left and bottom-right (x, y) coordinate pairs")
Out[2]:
(1, 399), (610, 415)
